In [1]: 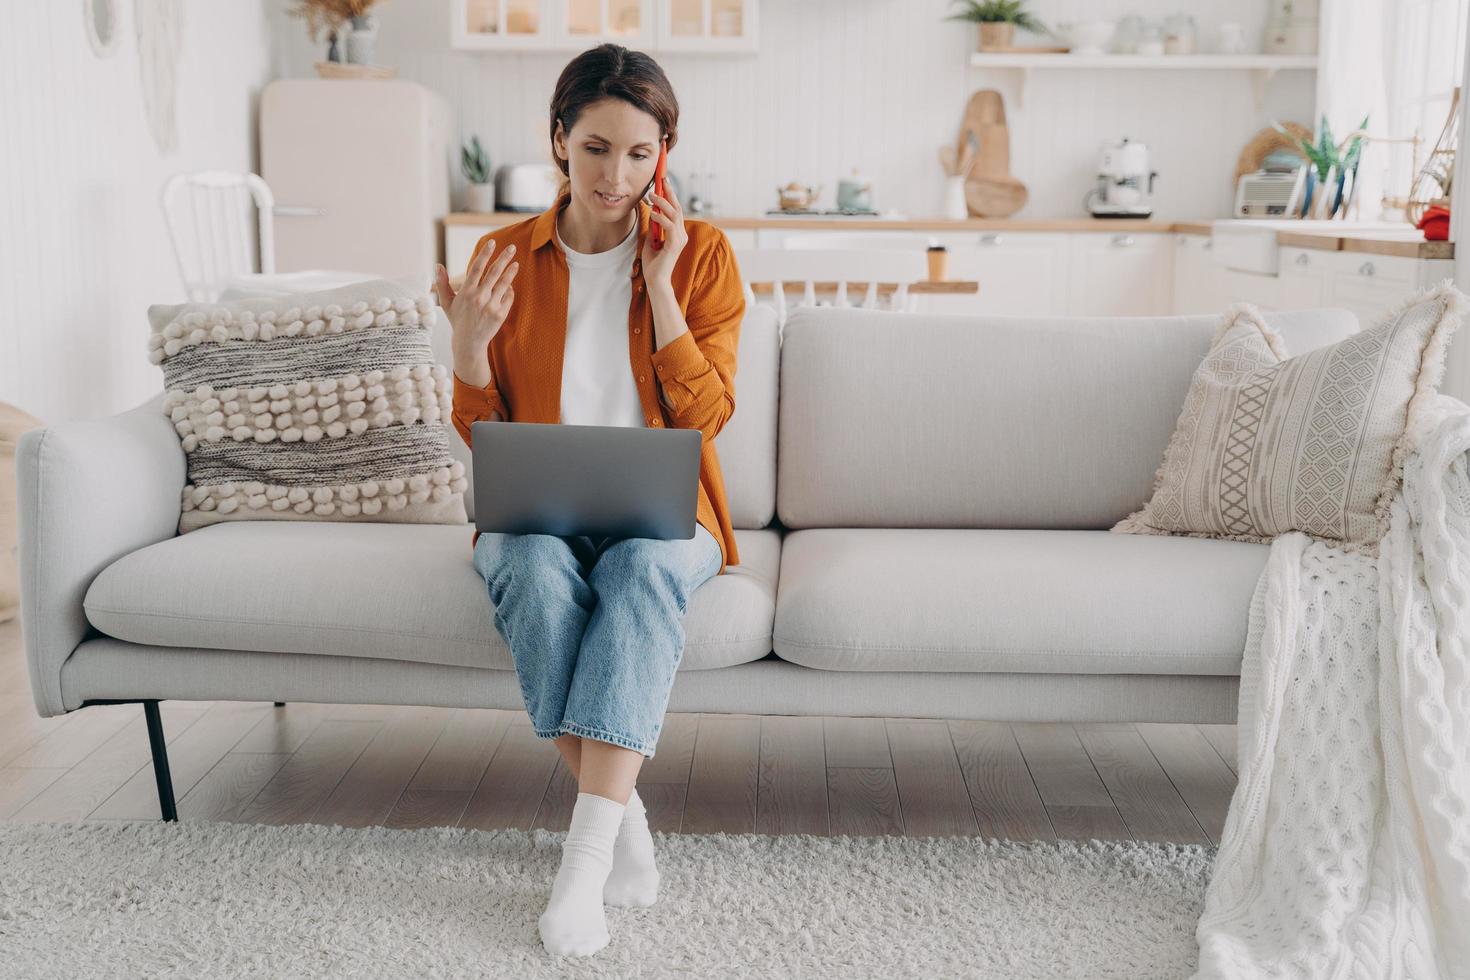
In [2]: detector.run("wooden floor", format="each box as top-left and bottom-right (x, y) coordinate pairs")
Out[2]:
(0, 618), (1240, 843)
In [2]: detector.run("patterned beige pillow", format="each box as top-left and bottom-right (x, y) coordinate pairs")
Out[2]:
(1112, 280), (1467, 557)
(147, 278), (469, 533)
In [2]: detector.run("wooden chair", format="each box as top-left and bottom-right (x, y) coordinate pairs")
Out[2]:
(160, 171), (277, 302)
(734, 247), (930, 329)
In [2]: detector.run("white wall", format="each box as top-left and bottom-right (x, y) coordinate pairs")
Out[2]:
(0, 0), (1325, 424)
(0, 3), (275, 425)
(271, 0), (1315, 221)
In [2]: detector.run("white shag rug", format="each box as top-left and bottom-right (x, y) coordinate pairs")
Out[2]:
(0, 820), (1213, 978)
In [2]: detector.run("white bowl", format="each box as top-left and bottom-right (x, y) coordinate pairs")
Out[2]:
(1057, 20), (1115, 57)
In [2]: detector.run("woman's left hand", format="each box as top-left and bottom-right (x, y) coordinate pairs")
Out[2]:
(641, 186), (688, 287)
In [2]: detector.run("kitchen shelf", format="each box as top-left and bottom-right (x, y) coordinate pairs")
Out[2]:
(967, 52), (1318, 108)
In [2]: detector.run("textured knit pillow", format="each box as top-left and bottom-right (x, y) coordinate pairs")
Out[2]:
(147, 278), (468, 533)
(1112, 280), (1467, 557)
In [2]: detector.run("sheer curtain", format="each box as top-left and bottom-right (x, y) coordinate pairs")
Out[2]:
(1383, 0), (1469, 217)
(1315, 0), (1394, 221)
(1316, 0), (1468, 222)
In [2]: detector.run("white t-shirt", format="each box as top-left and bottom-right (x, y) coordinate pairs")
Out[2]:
(556, 220), (646, 428)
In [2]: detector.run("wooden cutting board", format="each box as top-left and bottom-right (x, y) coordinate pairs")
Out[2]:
(956, 90), (1027, 218)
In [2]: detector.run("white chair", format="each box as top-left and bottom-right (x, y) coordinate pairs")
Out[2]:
(734, 248), (928, 329)
(160, 171), (277, 302)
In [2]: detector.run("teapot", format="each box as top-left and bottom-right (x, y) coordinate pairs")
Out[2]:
(776, 181), (821, 211)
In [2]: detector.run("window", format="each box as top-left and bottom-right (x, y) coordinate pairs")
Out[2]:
(1382, 0), (1468, 216)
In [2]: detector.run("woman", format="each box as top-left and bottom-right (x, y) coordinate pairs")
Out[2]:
(429, 43), (745, 957)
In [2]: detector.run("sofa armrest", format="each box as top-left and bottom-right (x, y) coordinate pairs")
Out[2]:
(15, 392), (184, 717)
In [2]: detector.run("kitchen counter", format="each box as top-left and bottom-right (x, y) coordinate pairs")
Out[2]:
(444, 212), (1176, 232)
(445, 213), (1452, 257)
(1272, 228), (1452, 259)
(1174, 220), (1451, 259)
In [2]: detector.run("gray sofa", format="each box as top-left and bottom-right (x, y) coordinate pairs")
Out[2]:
(14, 300), (1361, 821)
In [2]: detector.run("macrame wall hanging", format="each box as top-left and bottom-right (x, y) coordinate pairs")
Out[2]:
(135, 0), (184, 153)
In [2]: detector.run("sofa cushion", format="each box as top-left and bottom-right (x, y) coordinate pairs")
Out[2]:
(709, 303), (780, 530)
(772, 528), (1269, 675)
(149, 279), (469, 532)
(1113, 286), (1467, 557)
(776, 306), (1360, 529)
(83, 522), (779, 672)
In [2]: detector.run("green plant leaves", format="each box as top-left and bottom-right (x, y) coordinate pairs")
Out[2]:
(944, 0), (1046, 32)
(461, 134), (491, 184)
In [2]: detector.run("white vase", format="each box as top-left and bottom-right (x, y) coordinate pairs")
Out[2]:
(465, 181), (496, 213)
(942, 175), (968, 219)
(346, 16), (378, 65)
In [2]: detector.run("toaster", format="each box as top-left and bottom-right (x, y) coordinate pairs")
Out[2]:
(494, 163), (562, 212)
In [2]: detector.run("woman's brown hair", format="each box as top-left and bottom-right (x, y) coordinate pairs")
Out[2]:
(548, 43), (679, 196)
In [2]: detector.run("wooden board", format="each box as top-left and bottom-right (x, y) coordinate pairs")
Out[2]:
(956, 90), (1028, 218)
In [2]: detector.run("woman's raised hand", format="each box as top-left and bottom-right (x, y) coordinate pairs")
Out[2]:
(433, 240), (520, 361)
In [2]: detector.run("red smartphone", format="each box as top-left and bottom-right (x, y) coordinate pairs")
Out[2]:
(650, 137), (669, 250)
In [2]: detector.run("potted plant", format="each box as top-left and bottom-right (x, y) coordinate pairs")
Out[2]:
(462, 135), (496, 213)
(1273, 112), (1369, 219)
(944, 0), (1048, 52)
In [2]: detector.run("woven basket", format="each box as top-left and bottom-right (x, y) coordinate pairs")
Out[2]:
(314, 61), (397, 80)
(1235, 122), (1313, 186)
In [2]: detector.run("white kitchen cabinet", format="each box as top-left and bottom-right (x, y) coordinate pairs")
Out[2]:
(1326, 252), (1453, 330)
(751, 228), (1068, 317)
(450, 0), (755, 51)
(451, 0), (653, 50)
(1221, 268), (1281, 310)
(1172, 234), (1228, 313)
(720, 228), (757, 250)
(446, 219), (754, 277)
(1173, 232), (1285, 312)
(445, 223), (488, 278)
(752, 228), (931, 250)
(928, 231), (1070, 316)
(1274, 245), (1330, 311)
(1067, 232), (1172, 316)
(444, 217), (1454, 326)
(658, 0), (757, 51)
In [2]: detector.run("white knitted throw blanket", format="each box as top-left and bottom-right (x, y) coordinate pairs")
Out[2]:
(1192, 393), (1470, 979)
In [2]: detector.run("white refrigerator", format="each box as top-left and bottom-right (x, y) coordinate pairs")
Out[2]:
(260, 78), (452, 287)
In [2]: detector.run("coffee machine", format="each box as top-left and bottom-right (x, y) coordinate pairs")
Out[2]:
(1086, 137), (1158, 218)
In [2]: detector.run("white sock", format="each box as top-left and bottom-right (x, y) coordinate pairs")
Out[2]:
(603, 787), (660, 907)
(538, 791), (624, 957)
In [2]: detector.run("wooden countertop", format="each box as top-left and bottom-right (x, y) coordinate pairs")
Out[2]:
(444, 212), (1176, 232)
(445, 212), (1452, 258)
(1174, 220), (1450, 258)
(1272, 229), (1453, 259)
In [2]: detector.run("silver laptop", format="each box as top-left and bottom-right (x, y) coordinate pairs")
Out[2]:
(471, 420), (702, 539)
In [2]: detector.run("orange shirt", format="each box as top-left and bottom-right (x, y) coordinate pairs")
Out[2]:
(451, 191), (745, 575)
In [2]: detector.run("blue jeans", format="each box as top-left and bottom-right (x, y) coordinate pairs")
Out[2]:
(472, 522), (723, 758)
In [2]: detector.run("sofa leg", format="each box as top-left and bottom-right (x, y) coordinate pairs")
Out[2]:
(78, 698), (179, 822)
(143, 700), (178, 822)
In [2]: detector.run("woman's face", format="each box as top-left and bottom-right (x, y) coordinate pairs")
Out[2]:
(554, 97), (662, 225)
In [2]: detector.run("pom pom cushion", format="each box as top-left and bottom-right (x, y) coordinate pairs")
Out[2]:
(147, 279), (469, 533)
(1111, 280), (1467, 557)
